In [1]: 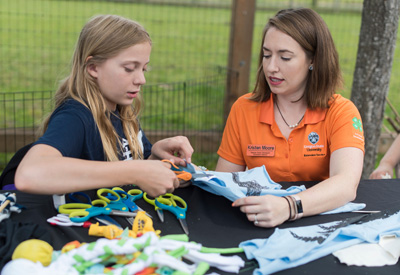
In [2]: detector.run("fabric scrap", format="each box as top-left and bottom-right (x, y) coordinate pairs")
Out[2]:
(239, 208), (400, 275)
(333, 234), (400, 266)
(184, 164), (365, 214)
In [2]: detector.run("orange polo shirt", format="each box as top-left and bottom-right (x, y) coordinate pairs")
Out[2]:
(217, 93), (365, 182)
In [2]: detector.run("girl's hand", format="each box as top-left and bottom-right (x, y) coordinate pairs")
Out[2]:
(232, 195), (290, 228)
(132, 160), (179, 197)
(150, 136), (194, 166)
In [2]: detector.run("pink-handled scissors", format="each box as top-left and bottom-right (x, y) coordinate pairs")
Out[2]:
(47, 214), (92, 228)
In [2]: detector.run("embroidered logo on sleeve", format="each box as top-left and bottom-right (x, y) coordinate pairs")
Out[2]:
(352, 117), (364, 142)
(352, 117), (363, 132)
(247, 144), (275, 157)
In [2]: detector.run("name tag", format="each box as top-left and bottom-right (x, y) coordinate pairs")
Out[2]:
(247, 144), (275, 157)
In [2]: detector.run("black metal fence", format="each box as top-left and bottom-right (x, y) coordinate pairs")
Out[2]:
(3, 0), (398, 173)
(0, 69), (226, 170)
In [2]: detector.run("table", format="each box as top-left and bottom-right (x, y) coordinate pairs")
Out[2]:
(2, 179), (400, 274)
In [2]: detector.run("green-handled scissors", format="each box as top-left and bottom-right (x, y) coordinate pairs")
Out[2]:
(58, 199), (137, 223)
(143, 192), (165, 222)
(155, 193), (189, 235)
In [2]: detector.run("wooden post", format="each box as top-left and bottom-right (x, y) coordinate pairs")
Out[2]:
(225, 0), (256, 122)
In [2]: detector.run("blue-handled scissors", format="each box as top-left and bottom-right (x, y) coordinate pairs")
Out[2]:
(143, 192), (165, 222)
(97, 188), (129, 212)
(105, 187), (145, 212)
(155, 193), (189, 235)
(105, 187), (152, 224)
(68, 192), (122, 227)
(59, 198), (137, 223)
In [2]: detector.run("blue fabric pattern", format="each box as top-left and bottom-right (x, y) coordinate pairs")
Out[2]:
(239, 209), (400, 275)
(182, 164), (365, 214)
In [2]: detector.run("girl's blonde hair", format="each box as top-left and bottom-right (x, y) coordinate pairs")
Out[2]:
(250, 8), (342, 109)
(40, 14), (151, 161)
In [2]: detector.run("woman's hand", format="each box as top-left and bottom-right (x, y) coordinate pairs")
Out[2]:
(149, 136), (194, 166)
(232, 195), (290, 228)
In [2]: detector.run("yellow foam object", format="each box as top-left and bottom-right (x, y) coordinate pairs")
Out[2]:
(89, 223), (137, 239)
(89, 211), (160, 239)
(12, 239), (53, 266)
(133, 211), (160, 236)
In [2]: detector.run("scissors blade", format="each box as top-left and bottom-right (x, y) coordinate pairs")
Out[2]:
(191, 173), (215, 179)
(352, 210), (381, 213)
(95, 215), (122, 228)
(110, 210), (138, 217)
(137, 206), (153, 218)
(157, 209), (164, 222)
(93, 217), (122, 228)
(179, 219), (189, 235)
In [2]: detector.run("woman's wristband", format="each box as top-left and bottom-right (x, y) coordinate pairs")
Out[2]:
(289, 195), (303, 220)
(282, 196), (292, 221)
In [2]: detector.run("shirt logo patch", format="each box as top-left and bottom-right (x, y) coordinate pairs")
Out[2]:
(247, 144), (275, 157)
(308, 132), (319, 144)
(304, 131), (326, 157)
(352, 117), (363, 132)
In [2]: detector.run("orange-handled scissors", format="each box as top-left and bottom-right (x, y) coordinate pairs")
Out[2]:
(161, 159), (214, 183)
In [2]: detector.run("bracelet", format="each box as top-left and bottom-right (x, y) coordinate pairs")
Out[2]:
(287, 195), (297, 221)
(289, 195), (303, 220)
(282, 196), (292, 221)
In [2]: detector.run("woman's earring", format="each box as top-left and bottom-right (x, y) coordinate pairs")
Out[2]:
(309, 65), (313, 71)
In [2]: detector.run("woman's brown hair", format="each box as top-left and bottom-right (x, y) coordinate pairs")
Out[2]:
(250, 8), (342, 109)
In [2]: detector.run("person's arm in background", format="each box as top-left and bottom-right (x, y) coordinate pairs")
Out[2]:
(369, 134), (400, 179)
(215, 157), (246, 172)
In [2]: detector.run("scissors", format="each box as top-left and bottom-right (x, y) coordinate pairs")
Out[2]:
(58, 198), (137, 223)
(47, 214), (92, 227)
(155, 193), (189, 235)
(161, 159), (214, 183)
(97, 188), (129, 212)
(143, 192), (165, 222)
(68, 192), (122, 227)
(105, 187), (152, 224)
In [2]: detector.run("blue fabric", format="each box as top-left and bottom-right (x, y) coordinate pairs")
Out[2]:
(35, 99), (152, 160)
(189, 165), (305, 201)
(239, 208), (400, 275)
(182, 164), (365, 214)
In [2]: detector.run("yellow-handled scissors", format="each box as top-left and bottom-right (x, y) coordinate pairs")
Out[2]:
(143, 192), (165, 222)
(58, 199), (137, 223)
(97, 188), (128, 212)
(155, 193), (189, 235)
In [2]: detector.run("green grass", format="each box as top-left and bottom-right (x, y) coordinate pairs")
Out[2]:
(1, 0), (399, 172)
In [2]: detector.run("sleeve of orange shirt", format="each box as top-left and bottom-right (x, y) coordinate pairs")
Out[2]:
(218, 96), (249, 166)
(326, 96), (365, 154)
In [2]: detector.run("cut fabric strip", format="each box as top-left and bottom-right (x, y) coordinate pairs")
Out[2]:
(239, 208), (400, 275)
(2, 232), (245, 275)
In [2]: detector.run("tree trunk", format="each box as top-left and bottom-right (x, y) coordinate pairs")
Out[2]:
(351, 0), (400, 179)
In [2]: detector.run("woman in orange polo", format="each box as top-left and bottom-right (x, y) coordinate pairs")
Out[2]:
(216, 8), (365, 227)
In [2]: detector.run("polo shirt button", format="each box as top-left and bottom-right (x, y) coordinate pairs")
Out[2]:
(289, 138), (293, 142)
(285, 154), (289, 158)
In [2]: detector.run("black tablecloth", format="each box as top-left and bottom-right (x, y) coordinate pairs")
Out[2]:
(2, 179), (400, 274)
